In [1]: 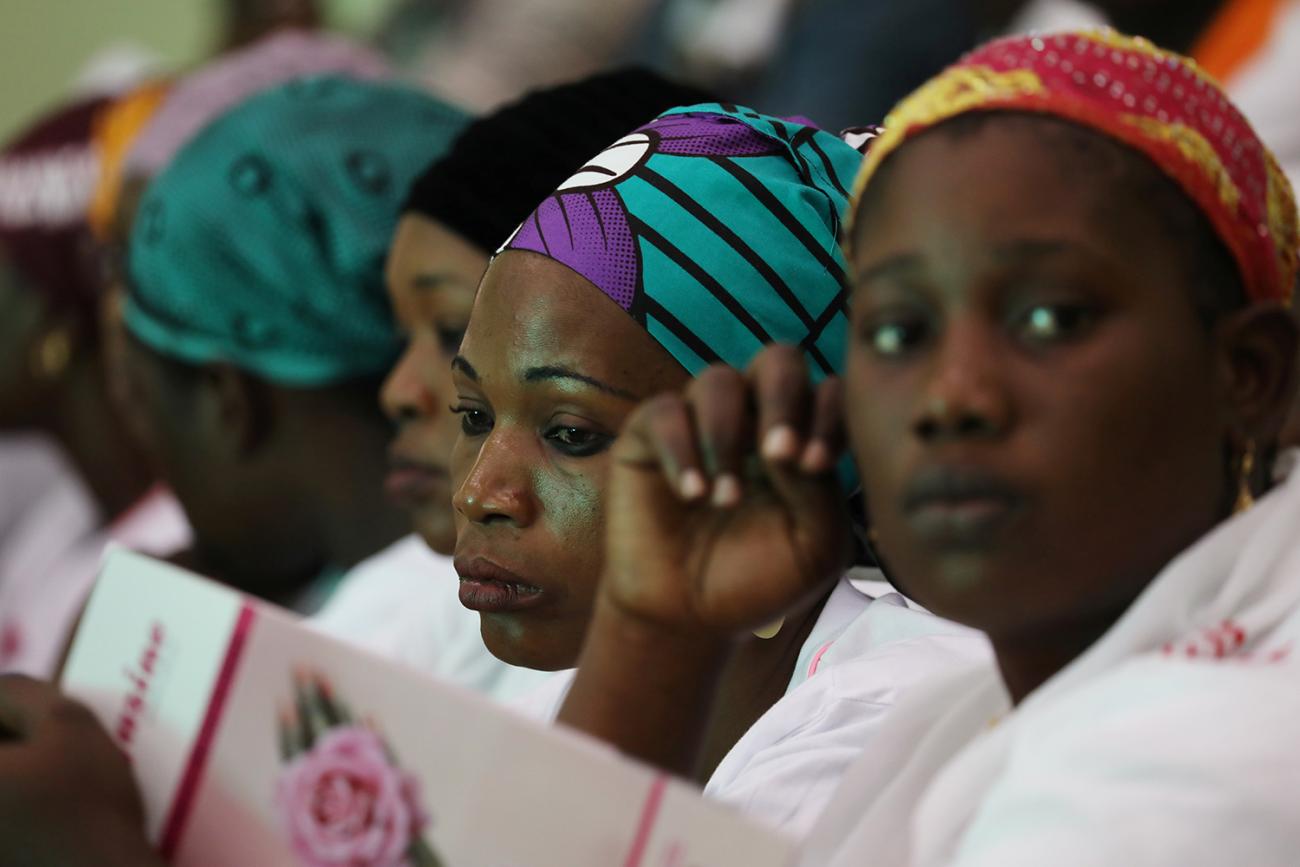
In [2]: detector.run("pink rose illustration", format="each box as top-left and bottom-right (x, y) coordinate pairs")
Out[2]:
(276, 726), (432, 867)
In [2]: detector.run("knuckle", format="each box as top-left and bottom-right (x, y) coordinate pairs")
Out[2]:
(48, 696), (98, 729)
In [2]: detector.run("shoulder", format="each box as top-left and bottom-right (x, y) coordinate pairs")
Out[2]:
(959, 657), (1300, 866)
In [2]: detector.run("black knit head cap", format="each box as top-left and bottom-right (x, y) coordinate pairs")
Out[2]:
(401, 67), (717, 253)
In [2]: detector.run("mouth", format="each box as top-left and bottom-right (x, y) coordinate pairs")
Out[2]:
(453, 556), (546, 614)
(384, 453), (449, 506)
(901, 466), (1024, 547)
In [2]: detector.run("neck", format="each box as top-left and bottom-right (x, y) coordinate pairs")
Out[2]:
(693, 590), (830, 782)
(44, 360), (152, 521)
(991, 601), (1130, 704)
(305, 420), (409, 574)
(172, 418), (406, 604)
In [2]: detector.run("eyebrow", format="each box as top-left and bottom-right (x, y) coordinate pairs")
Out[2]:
(524, 365), (639, 401)
(451, 355), (478, 380)
(410, 272), (475, 292)
(854, 253), (923, 285)
(855, 239), (1090, 284)
(990, 239), (1074, 262)
(451, 357), (640, 401)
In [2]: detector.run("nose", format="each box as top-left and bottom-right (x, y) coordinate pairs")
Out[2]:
(912, 317), (1012, 442)
(381, 340), (440, 424)
(453, 430), (538, 528)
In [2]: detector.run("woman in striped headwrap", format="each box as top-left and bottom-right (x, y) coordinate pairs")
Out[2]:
(562, 29), (1300, 866)
(451, 102), (985, 833)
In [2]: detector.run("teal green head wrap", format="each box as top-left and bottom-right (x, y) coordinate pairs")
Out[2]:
(505, 103), (863, 382)
(125, 76), (471, 386)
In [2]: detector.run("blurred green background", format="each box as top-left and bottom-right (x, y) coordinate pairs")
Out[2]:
(0, 0), (398, 142)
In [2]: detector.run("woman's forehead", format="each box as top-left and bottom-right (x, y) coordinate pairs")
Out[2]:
(851, 119), (1167, 277)
(461, 252), (680, 394)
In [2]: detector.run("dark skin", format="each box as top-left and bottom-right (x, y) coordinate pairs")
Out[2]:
(380, 214), (487, 556)
(118, 332), (407, 604)
(220, 0), (321, 50)
(453, 249), (833, 777)
(1, 116), (1293, 864)
(559, 114), (1296, 770)
(0, 257), (151, 521)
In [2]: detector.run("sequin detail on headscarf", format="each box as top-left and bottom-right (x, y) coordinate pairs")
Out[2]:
(506, 104), (863, 380)
(852, 29), (1298, 304)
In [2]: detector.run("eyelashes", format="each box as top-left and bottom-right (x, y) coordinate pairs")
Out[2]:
(449, 405), (613, 458)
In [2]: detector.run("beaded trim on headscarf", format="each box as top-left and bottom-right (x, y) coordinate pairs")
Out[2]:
(850, 29), (1298, 305)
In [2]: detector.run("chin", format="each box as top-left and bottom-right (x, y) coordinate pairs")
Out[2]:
(478, 615), (581, 672)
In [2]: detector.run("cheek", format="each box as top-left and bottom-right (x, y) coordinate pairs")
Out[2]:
(844, 352), (916, 508)
(531, 459), (608, 596)
(1030, 335), (1223, 495)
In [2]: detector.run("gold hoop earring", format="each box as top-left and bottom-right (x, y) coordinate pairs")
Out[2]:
(1234, 439), (1257, 514)
(753, 618), (784, 640)
(30, 328), (72, 382)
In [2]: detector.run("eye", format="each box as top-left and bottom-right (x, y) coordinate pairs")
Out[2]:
(544, 424), (612, 458)
(1014, 302), (1097, 345)
(435, 325), (466, 354)
(449, 404), (492, 436)
(863, 313), (929, 358)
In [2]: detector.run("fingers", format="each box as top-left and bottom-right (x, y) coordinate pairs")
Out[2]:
(618, 394), (706, 501)
(615, 345), (846, 507)
(751, 345), (815, 466)
(801, 376), (846, 474)
(0, 676), (79, 739)
(689, 367), (752, 507)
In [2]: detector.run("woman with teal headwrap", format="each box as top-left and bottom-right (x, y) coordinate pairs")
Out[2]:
(453, 103), (983, 835)
(117, 75), (469, 608)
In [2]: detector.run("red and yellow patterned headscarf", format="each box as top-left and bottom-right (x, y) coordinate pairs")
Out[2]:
(852, 29), (1298, 304)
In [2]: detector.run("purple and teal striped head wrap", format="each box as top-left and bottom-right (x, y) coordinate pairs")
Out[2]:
(504, 104), (863, 381)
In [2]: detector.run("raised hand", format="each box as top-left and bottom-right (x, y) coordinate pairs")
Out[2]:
(601, 344), (854, 637)
(559, 347), (854, 776)
(0, 675), (162, 867)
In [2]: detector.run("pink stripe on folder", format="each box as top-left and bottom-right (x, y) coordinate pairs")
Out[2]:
(623, 775), (669, 867)
(158, 603), (256, 858)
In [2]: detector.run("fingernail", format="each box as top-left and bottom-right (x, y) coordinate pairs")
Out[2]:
(680, 469), (707, 500)
(712, 474), (741, 508)
(763, 425), (799, 461)
(801, 440), (830, 473)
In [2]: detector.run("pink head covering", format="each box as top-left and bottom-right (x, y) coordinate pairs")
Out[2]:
(122, 29), (390, 180)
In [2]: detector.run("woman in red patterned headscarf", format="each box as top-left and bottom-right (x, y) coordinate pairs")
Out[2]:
(0, 97), (183, 679)
(554, 29), (1300, 867)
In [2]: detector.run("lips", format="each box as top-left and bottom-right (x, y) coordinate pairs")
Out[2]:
(384, 452), (449, 506)
(453, 556), (546, 614)
(901, 465), (1024, 547)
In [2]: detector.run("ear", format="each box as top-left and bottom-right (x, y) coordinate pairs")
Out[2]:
(199, 363), (276, 458)
(1215, 302), (1299, 449)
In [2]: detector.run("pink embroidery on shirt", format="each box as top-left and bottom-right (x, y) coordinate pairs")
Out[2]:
(807, 640), (835, 678)
(0, 621), (21, 664)
(1162, 619), (1250, 659)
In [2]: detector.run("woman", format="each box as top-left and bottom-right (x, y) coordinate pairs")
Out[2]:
(560, 30), (1300, 865)
(0, 102), (982, 863)
(451, 102), (984, 833)
(0, 97), (186, 678)
(315, 68), (718, 701)
(117, 76), (467, 609)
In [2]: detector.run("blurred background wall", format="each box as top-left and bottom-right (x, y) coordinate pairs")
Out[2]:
(0, 0), (401, 142)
